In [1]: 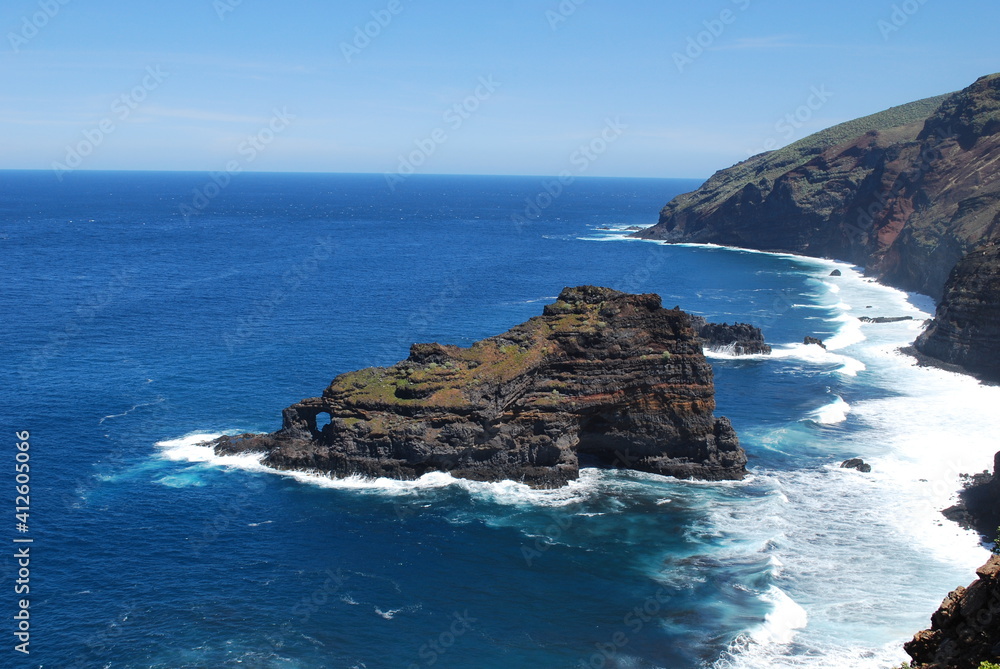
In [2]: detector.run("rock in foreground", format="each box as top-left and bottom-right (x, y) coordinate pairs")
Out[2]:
(212, 286), (747, 487)
(906, 555), (1000, 668)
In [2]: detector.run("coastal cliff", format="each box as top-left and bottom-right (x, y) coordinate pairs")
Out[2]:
(212, 286), (747, 487)
(944, 451), (1000, 543)
(632, 73), (1000, 663)
(636, 73), (1000, 301)
(905, 555), (1000, 668)
(915, 242), (1000, 383)
(635, 73), (1000, 382)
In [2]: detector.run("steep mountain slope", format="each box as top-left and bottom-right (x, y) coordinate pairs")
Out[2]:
(637, 74), (1000, 301)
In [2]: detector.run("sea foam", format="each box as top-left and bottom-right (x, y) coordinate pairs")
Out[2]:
(688, 247), (996, 668)
(154, 432), (600, 508)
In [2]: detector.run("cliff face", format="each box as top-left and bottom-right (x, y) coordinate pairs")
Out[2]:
(944, 451), (1000, 542)
(637, 74), (1000, 301)
(213, 286), (747, 488)
(906, 555), (1000, 668)
(915, 242), (1000, 383)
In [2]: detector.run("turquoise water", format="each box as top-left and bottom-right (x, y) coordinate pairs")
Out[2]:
(1, 171), (997, 668)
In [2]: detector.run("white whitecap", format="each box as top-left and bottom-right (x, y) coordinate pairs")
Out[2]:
(765, 344), (867, 377)
(154, 432), (602, 507)
(375, 607), (400, 620)
(750, 586), (808, 645)
(808, 396), (850, 425)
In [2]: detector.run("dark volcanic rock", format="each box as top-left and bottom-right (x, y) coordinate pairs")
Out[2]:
(212, 287), (747, 488)
(830, 269), (842, 276)
(840, 458), (872, 473)
(635, 74), (1000, 302)
(943, 451), (1000, 541)
(635, 73), (1000, 381)
(690, 316), (772, 355)
(915, 243), (1000, 383)
(906, 555), (1000, 668)
(860, 316), (914, 323)
(804, 336), (826, 349)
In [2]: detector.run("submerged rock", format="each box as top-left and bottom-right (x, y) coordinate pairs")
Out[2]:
(830, 269), (842, 277)
(212, 286), (747, 488)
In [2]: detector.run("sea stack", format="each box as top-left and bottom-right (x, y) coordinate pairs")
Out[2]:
(690, 316), (772, 355)
(212, 286), (747, 487)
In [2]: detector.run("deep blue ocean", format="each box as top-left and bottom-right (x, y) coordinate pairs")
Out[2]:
(2, 171), (998, 669)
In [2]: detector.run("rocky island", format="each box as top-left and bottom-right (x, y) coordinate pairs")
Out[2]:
(211, 286), (748, 487)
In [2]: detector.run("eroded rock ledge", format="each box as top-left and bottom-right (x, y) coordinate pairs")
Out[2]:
(211, 286), (747, 488)
(906, 555), (1000, 668)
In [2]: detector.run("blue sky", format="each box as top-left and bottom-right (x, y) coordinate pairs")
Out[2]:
(1, 0), (996, 177)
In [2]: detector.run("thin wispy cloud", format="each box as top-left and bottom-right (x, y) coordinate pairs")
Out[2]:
(710, 35), (830, 51)
(140, 106), (271, 124)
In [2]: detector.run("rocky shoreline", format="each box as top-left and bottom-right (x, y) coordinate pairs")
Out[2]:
(906, 555), (1000, 668)
(915, 242), (1000, 384)
(629, 73), (1000, 666)
(211, 287), (749, 487)
(634, 73), (1000, 384)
